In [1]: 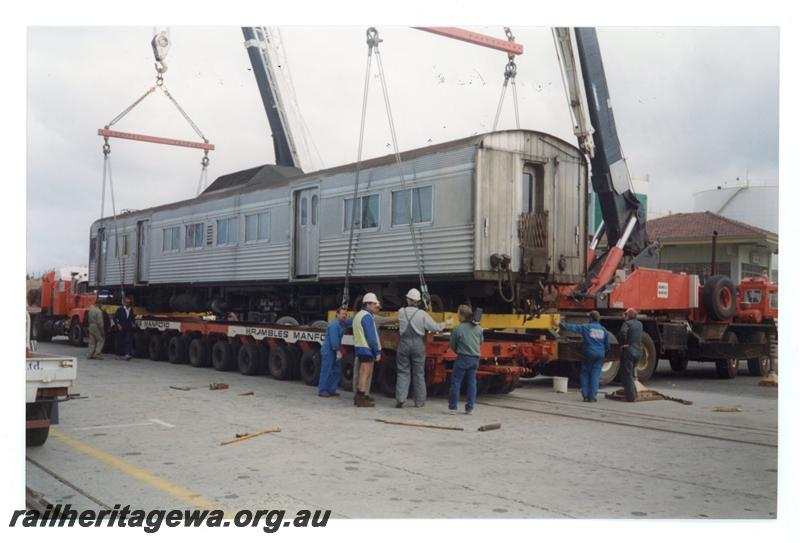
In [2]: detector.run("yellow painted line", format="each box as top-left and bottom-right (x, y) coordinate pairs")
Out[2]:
(50, 429), (217, 509)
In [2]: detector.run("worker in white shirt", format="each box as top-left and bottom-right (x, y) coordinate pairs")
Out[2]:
(394, 288), (452, 408)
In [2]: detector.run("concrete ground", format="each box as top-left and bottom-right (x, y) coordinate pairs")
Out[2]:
(26, 340), (777, 519)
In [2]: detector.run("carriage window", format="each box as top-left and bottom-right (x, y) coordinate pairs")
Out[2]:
(392, 186), (433, 226)
(115, 234), (129, 257)
(345, 195), (380, 231)
(300, 197), (308, 226)
(311, 195), (319, 226)
(245, 212), (269, 242)
(185, 223), (204, 249)
(523, 164), (545, 214)
(162, 227), (180, 251)
(216, 217), (239, 245)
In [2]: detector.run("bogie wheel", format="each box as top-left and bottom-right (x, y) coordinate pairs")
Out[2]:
(188, 338), (210, 367)
(269, 345), (295, 380)
(715, 330), (740, 379)
(211, 340), (235, 371)
(277, 316), (300, 326)
(668, 351), (689, 373)
(377, 353), (397, 398)
(746, 331), (770, 377)
(167, 335), (189, 364)
(68, 319), (84, 347)
(26, 403), (51, 447)
(148, 334), (168, 361)
(339, 354), (355, 392)
(299, 350), (321, 386)
(238, 343), (267, 375)
(428, 294), (446, 314)
(310, 320), (328, 330)
(635, 331), (657, 383)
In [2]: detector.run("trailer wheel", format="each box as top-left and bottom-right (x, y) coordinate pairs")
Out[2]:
(668, 351), (689, 373)
(148, 334), (168, 361)
(703, 275), (737, 321)
(287, 344), (303, 379)
(299, 350), (321, 386)
(68, 319), (84, 347)
(476, 376), (491, 395)
(26, 403), (50, 447)
(339, 354), (355, 392)
(238, 343), (266, 375)
(746, 331), (770, 377)
(377, 353), (397, 398)
(189, 338), (211, 367)
(167, 335), (188, 364)
(490, 375), (520, 394)
(32, 314), (52, 342)
(636, 332), (657, 382)
(715, 331), (739, 379)
(269, 345), (295, 380)
(211, 340), (235, 371)
(133, 332), (149, 358)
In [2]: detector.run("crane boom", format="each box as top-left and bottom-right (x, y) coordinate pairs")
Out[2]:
(242, 27), (300, 169)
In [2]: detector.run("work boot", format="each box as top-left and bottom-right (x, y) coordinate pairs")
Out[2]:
(355, 393), (373, 407)
(395, 401), (404, 408)
(353, 392), (362, 406)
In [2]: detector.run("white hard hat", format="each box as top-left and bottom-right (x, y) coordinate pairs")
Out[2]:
(405, 288), (421, 302)
(363, 292), (380, 306)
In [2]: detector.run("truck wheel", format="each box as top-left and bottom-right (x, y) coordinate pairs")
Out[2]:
(377, 353), (397, 398)
(635, 332), (657, 382)
(599, 359), (620, 385)
(703, 275), (737, 321)
(715, 331), (739, 379)
(26, 403), (50, 447)
(148, 334), (167, 361)
(168, 335), (189, 364)
(746, 331), (770, 377)
(189, 338), (211, 367)
(299, 350), (321, 386)
(238, 343), (267, 375)
(269, 345), (294, 380)
(339, 354), (355, 392)
(68, 319), (84, 347)
(32, 314), (52, 342)
(668, 351), (689, 373)
(212, 340), (235, 371)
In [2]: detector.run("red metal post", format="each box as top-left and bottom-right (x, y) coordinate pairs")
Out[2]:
(98, 128), (215, 152)
(414, 27), (524, 55)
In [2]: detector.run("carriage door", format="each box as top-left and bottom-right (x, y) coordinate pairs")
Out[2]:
(136, 219), (149, 283)
(294, 188), (319, 277)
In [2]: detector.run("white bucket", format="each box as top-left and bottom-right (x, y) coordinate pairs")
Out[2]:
(553, 376), (569, 393)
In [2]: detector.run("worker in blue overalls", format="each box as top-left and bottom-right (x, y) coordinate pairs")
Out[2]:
(318, 307), (354, 398)
(560, 310), (611, 402)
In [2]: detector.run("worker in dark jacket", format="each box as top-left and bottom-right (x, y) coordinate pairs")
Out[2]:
(560, 311), (611, 402)
(618, 307), (643, 402)
(113, 297), (135, 360)
(318, 307), (354, 397)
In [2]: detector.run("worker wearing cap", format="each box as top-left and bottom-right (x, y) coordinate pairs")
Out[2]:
(560, 311), (611, 402)
(352, 293), (382, 407)
(317, 307), (354, 398)
(87, 299), (106, 360)
(618, 307), (643, 402)
(395, 288), (451, 408)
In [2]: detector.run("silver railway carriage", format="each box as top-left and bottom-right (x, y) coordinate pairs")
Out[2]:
(89, 129), (587, 320)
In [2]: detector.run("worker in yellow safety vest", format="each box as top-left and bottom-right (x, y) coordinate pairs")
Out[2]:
(352, 292), (382, 407)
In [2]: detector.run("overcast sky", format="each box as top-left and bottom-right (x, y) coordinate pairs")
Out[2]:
(26, 26), (779, 273)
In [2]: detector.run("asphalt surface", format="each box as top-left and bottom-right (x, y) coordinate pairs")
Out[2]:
(26, 340), (778, 519)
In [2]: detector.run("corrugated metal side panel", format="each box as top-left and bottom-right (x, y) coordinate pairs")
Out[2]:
(148, 242), (290, 284)
(96, 225), (137, 286)
(319, 224), (473, 278)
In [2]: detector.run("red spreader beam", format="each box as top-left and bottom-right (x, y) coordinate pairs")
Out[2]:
(415, 27), (524, 55)
(97, 128), (215, 152)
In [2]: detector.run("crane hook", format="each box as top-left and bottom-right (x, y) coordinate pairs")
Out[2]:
(151, 31), (171, 80)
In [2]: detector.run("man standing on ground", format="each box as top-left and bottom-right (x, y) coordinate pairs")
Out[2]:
(560, 311), (611, 402)
(395, 288), (451, 409)
(114, 297), (135, 360)
(87, 299), (105, 360)
(352, 293), (382, 407)
(318, 307), (353, 398)
(618, 307), (642, 402)
(447, 305), (483, 415)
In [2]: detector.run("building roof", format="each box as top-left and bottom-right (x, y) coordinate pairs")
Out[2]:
(647, 211), (777, 242)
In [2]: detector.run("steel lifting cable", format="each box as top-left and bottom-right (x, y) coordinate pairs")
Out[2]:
(492, 27), (521, 131)
(100, 140), (125, 298)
